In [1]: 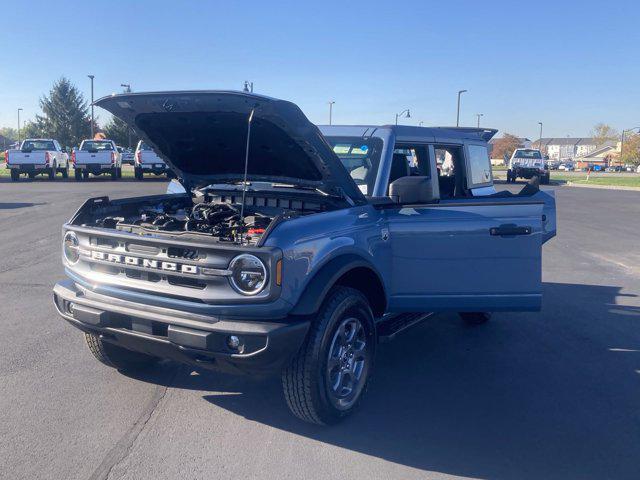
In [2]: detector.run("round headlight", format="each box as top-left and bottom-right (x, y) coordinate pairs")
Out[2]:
(229, 254), (267, 295)
(63, 231), (80, 265)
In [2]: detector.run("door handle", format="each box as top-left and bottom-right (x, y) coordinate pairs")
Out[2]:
(490, 225), (532, 236)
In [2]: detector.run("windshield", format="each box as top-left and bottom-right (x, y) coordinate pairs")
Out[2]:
(324, 136), (383, 196)
(21, 140), (55, 151)
(513, 149), (542, 159)
(81, 141), (113, 151)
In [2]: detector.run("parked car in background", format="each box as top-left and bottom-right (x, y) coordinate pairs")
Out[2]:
(134, 140), (171, 179)
(118, 146), (135, 165)
(506, 148), (550, 184)
(558, 162), (575, 171)
(54, 90), (557, 425)
(5, 138), (69, 181)
(73, 139), (121, 181)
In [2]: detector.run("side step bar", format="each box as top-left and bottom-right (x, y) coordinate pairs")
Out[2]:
(377, 312), (434, 343)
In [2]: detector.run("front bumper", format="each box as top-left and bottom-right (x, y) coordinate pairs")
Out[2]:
(53, 279), (310, 375)
(514, 167), (546, 178)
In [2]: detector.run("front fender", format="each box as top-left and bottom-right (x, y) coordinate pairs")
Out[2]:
(288, 253), (385, 316)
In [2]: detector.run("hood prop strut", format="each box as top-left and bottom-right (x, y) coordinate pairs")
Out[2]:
(239, 108), (256, 242)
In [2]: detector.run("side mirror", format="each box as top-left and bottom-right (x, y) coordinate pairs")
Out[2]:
(61, 147), (67, 153)
(389, 176), (437, 204)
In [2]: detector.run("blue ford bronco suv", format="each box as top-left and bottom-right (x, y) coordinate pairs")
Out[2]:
(53, 91), (556, 424)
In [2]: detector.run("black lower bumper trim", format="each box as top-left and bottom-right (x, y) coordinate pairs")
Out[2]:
(54, 281), (309, 376)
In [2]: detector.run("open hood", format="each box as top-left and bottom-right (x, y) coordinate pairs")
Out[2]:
(95, 91), (365, 202)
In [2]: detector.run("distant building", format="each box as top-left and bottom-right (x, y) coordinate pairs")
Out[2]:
(531, 138), (616, 160)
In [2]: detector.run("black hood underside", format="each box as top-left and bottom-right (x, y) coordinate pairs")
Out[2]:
(95, 91), (365, 202)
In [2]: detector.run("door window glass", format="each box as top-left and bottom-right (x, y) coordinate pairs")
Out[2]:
(467, 145), (492, 186)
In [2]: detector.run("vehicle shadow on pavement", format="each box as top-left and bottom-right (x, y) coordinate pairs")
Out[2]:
(128, 282), (640, 480)
(0, 202), (45, 209)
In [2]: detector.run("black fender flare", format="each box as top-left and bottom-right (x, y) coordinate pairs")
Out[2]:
(289, 254), (387, 317)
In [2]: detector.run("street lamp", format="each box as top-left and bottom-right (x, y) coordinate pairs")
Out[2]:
(120, 84), (133, 147)
(395, 109), (410, 125)
(538, 122), (543, 153)
(476, 113), (483, 128)
(620, 127), (640, 165)
(88, 75), (95, 137)
(456, 90), (467, 127)
(17, 108), (23, 144)
(328, 101), (335, 125)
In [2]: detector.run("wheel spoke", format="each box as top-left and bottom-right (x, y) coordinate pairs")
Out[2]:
(344, 319), (358, 344)
(327, 354), (341, 372)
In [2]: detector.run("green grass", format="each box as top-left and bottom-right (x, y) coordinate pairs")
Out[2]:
(561, 176), (640, 187)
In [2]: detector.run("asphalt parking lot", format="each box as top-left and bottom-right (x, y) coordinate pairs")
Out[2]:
(1, 178), (639, 480)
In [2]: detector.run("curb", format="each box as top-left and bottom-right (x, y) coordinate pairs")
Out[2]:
(565, 181), (640, 192)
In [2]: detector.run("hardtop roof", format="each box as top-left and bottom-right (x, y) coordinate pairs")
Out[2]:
(318, 125), (497, 142)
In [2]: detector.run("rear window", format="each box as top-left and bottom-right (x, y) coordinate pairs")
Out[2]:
(513, 149), (542, 159)
(81, 141), (113, 151)
(21, 140), (55, 151)
(139, 142), (153, 151)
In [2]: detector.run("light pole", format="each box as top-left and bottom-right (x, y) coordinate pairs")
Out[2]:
(328, 101), (335, 125)
(17, 108), (23, 144)
(395, 109), (410, 125)
(121, 84), (132, 147)
(476, 113), (483, 128)
(88, 75), (95, 137)
(243, 81), (254, 93)
(456, 90), (467, 127)
(620, 127), (640, 166)
(538, 122), (543, 153)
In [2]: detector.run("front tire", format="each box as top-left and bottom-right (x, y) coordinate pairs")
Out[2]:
(84, 333), (157, 370)
(48, 164), (56, 180)
(282, 286), (375, 425)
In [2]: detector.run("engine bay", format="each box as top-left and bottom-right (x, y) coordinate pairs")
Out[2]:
(78, 187), (338, 245)
(95, 201), (274, 244)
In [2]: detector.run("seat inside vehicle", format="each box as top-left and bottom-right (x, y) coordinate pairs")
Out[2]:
(389, 153), (410, 184)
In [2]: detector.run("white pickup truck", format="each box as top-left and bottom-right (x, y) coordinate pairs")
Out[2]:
(134, 140), (171, 180)
(506, 148), (550, 185)
(72, 139), (122, 181)
(5, 139), (69, 181)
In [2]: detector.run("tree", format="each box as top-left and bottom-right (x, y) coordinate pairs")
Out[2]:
(21, 121), (44, 139)
(620, 133), (640, 165)
(0, 127), (18, 142)
(104, 116), (139, 148)
(490, 133), (522, 162)
(590, 123), (619, 147)
(34, 77), (93, 148)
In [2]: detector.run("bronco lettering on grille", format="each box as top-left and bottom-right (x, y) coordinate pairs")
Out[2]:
(91, 251), (199, 274)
